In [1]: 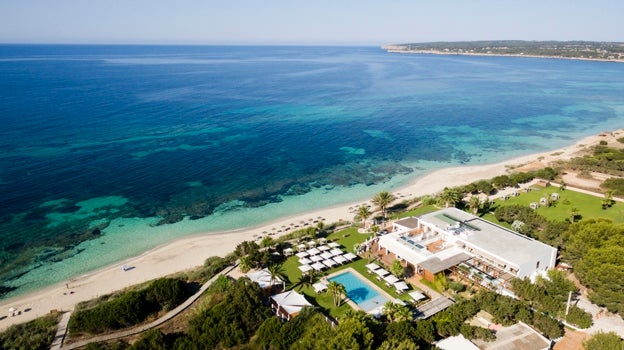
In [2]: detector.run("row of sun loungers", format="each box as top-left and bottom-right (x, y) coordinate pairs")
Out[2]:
(297, 245), (357, 273)
(365, 262), (410, 294)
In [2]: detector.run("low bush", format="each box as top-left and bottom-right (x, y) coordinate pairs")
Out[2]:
(0, 314), (59, 350)
(68, 278), (191, 335)
(566, 305), (593, 329)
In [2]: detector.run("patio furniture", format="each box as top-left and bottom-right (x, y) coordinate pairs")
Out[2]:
(329, 248), (343, 256)
(333, 255), (347, 265)
(343, 252), (357, 261)
(298, 264), (312, 273)
(320, 252), (333, 260)
(409, 290), (426, 301)
(311, 262), (326, 271)
(322, 259), (337, 268)
(383, 275), (399, 286)
(306, 248), (320, 255)
(296, 251), (309, 258)
(394, 281), (409, 293)
(313, 282), (328, 293)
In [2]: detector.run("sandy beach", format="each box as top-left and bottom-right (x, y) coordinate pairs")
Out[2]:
(0, 129), (620, 331)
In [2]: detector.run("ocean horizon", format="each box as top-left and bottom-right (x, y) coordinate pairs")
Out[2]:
(1, 44), (623, 299)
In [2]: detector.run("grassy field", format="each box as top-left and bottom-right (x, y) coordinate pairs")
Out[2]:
(487, 186), (624, 224)
(281, 227), (415, 318)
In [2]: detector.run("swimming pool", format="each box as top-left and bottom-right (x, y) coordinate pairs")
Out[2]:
(328, 270), (389, 312)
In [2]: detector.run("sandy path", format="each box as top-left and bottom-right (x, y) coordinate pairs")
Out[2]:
(0, 129), (620, 331)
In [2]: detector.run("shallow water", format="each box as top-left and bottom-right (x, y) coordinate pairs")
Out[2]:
(1, 45), (623, 298)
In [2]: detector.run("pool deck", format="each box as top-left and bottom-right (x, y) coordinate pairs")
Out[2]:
(325, 267), (396, 314)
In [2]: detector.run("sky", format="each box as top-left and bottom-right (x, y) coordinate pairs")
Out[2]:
(0, 0), (622, 45)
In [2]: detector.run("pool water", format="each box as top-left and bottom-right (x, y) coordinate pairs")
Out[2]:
(328, 271), (389, 312)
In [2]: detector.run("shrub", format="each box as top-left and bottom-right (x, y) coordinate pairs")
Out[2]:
(601, 177), (624, 196)
(0, 314), (59, 350)
(448, 281), (466, 293)
(144, 278), (187, 311)
(565, 305), (593, 329)
(69, 278), (190, 335)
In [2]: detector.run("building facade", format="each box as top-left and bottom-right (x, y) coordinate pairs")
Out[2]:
(378, 208), (557, 294)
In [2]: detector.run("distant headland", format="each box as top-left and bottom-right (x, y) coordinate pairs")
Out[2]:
(383, 40), (624, 62)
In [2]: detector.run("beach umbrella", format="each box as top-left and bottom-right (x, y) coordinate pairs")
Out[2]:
(320, 252), (333, 260)
(298, 265), (312, 273)
(394, 281), (409, 291)
(365, 263), (380, 271)
(330, 248), (343, 256)
(333, 255), (347, 265)
(375, 268), (390, 277)
(343, 253), (357, 261)
(384, 275), (400, 285)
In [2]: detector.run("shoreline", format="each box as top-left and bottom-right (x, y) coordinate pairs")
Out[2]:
(383, 48), (624, 64)
(0, 129), (620, 330)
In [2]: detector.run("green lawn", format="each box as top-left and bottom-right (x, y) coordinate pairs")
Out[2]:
(281, 227), (413, 318)
(488, 186), (624, 224)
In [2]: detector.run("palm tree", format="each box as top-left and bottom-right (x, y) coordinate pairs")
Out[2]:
(316, 221), (325, 236)
(305, 269), (318, 285)
(390, 260), (404, 279)
(267, 263), (286, 291)
(327, 281), (346, 306)
(356, 206), (372, 229)
(468, 196), (481, 215)
(372, 191), (396, 218)
(370, 225), (380, 237)
(383, 301), (412, 322)
(238, 255), (253, 273)
(438, 187), (462, 208)
(260, 236), (274, 249)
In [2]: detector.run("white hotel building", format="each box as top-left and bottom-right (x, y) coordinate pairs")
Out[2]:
(377, 208), (557, 294)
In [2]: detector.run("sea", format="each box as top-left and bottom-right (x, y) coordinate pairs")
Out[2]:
(1, 45), (623, 299)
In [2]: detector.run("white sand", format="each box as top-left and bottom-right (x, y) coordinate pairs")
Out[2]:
(0, 130), (619, 330)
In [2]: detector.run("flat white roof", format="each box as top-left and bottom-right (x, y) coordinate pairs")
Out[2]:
(436, 335), (480, 350)
(419, 208), (557, 277)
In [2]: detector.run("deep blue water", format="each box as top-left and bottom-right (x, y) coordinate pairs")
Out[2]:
(1, 45), (623, 298)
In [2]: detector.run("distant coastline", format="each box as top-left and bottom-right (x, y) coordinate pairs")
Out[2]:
(383, 40), (624, 63)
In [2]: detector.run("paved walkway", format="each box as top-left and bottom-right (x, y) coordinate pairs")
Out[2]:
(56, 265), (236, 349)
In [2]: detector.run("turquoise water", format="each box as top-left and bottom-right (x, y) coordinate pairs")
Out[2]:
(329, 271), (389, 311)
(1, 45), (624, 299)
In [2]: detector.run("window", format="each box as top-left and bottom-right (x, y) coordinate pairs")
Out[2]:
(536, 261), (540, 269)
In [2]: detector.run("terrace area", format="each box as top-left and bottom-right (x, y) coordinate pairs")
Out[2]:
(279, 227), (433, 319)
